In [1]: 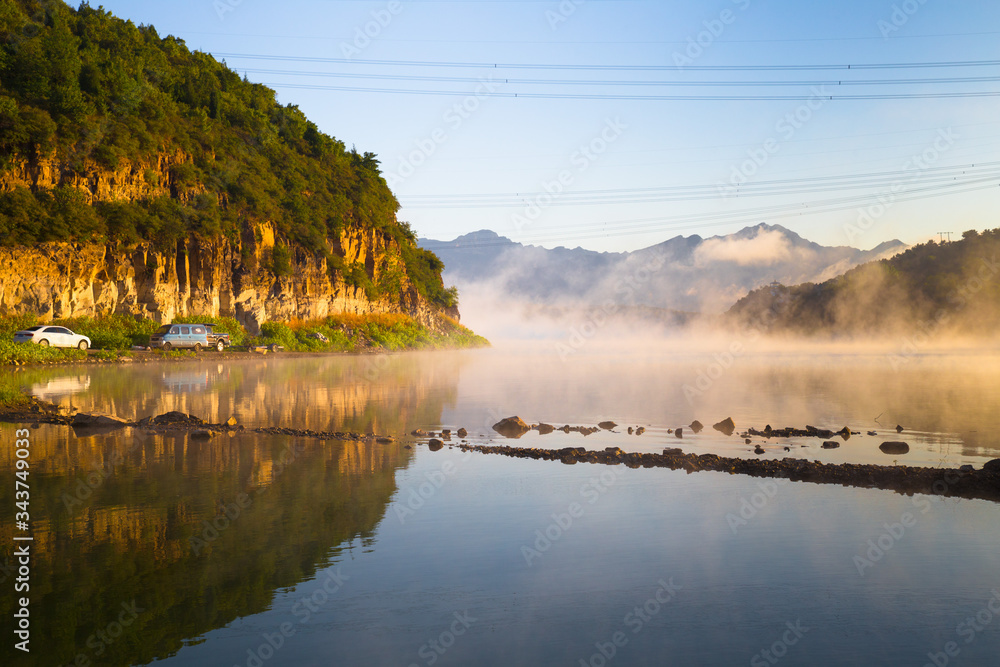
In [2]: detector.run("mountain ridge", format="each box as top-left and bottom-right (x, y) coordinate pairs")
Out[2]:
(420, 223), (908, 314)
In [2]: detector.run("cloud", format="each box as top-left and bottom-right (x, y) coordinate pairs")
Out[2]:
(694, 229), (798, 267)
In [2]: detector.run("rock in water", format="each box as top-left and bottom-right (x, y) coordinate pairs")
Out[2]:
(822, 441), (840, 449)
(191, 429), (214, 439)
(689, 420), (704, 434)
(536, 423), (555, 435)
(713, 417), (736, 436)
(428, 439), (444, 451)
(410, 429), (427, 437)
(492, 416), (531, 438)
(598, 421), (617, 430)
(982, 459), (1000, 473)
(72, 412), (130, 428)
(226, 416), (238, 427)
(896, 424), (904, 433)
(635, 427), (645, 435)
(675, 427), (684, 438)
(880, 441), (910, 455)
(456, 428), (468, 438)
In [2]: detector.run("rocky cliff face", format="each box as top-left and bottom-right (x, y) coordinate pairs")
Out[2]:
(0, 155), (457, 332)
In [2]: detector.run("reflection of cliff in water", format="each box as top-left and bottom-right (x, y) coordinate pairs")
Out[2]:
(0, 425), (413, 666)
(19, 352), (462, 435)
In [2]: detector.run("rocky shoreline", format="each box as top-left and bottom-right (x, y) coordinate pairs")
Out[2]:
(5, 403), (1000, 504)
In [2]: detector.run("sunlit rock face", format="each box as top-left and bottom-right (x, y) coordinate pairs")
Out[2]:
(0, 220), (455, 334)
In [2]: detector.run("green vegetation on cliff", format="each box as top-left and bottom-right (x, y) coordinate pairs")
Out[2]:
(0, 0), (455, 307)
(728, 228), (1000, 336)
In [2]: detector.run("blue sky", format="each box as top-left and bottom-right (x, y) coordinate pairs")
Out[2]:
(96, 0), (1000, 252)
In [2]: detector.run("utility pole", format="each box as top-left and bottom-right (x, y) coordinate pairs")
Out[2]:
(937, 231), (953, 243)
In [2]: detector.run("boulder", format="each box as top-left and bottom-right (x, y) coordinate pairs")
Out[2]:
(536, 423), (555, 435)
(896, 424), (904, 433)
(983, 459), (1000, 473)
(71, 412), (130, 428)
(674, 427), (683, 438)
(880, 441), (910, 455)
(598, 421), (617, 430)
(376, 436), (394, 444)
(146, 411), (204, 426)
(713, 417), (735, 436)
(635, 427), (645, 435)
(821, 441), (840, 449)
(428, 439), (444, 451)
(689, 420), (704, 434)
(662, 448), (683, 455)
(410, 429), (427, 437)
(456, 428), (468, 438)
(226, 416), (238, 427)
(493, 416), (531, 438)
(191, 429), (214, 439)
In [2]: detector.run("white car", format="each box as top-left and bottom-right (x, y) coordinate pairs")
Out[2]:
(13, 325), (92, 350)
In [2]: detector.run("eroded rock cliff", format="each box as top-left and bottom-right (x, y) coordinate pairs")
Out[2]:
(0, 219), (456, 333)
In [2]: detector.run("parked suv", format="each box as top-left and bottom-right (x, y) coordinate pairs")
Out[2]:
(149, 324), (210, 351)
(195, 324), (232, 352)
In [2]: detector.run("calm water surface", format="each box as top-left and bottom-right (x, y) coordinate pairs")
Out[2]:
(2, 348), (1000, 666)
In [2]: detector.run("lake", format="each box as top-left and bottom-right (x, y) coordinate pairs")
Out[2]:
(3, 346), (1000, 666)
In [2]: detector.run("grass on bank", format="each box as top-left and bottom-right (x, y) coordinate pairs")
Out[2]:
(0, 312), (488, 365)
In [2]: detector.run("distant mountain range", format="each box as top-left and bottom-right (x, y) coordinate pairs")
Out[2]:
(420, 224), (907, 314)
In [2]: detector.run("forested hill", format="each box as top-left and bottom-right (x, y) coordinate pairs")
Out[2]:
(0, 0), (453, 308)
(727, 229), (1000, 337)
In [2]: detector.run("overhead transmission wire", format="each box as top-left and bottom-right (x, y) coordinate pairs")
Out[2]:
(400, 162), (1000, 208)
(442, 180), (1000, 248)
(216, 53), (1000, 71)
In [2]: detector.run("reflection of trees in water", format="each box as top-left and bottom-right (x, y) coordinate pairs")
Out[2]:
(13, 352), (464, 435)
(0, 427), (413, 667)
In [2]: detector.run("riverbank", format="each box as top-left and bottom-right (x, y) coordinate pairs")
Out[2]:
(0, 312), (488, 368)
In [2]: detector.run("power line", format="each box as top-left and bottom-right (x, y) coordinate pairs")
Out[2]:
(241, 68), (1000, 88)
(400, 162), (1000, 207)
(217, 53), (1000, 72)
(425, 181), (999, 248)
(264, 81), (1000, 101)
